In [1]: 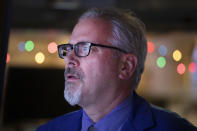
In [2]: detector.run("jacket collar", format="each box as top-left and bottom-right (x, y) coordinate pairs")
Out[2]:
(57, 110), (83, 131)
(121, 91), (155, 131)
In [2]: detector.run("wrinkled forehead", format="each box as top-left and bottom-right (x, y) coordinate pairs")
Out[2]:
(69, 18), (113, 46)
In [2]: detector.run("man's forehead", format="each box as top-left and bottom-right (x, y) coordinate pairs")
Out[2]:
(69, 18), (112, 45)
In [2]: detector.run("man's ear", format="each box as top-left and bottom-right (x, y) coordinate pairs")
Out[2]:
(118, 54), (137, 80)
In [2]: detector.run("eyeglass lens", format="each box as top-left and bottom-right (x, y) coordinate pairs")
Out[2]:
(76, 42), (90, 57)
(59, 42), (91, 58)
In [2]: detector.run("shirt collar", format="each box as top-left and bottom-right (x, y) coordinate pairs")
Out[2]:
(81, 111), (95, 131)
(81, 93), (133, 131)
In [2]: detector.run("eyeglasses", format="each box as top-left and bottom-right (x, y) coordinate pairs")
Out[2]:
(58, 42), (127, 58)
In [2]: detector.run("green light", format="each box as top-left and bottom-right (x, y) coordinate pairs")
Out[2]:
(25, 40), (34, 52)
(156, 56), (166, 68)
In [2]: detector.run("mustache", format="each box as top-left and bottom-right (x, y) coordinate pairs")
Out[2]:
(64, 67), (84, 81)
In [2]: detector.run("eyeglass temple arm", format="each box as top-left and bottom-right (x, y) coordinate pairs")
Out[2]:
(91, 43), (127, 53)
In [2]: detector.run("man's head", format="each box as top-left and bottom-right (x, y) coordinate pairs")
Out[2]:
(79, 8), (147, 88)
(59, 8), (147, 107)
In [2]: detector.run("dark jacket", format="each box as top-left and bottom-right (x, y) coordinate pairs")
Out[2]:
(37, 92), (197, 131)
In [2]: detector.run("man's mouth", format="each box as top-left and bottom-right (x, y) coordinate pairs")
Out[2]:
(64, 67), (84, 82)
(66, 74), (80, 81)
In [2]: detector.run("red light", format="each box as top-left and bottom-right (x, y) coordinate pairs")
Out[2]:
(177, 63), (185, 75)
(6, 53), (10, 63)
(189, 62), (196, 73)
(48, 42), (57, 54)
(147, 41), (155, 53)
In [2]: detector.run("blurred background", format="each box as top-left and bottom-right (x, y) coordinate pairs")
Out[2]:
(1, 0), (197, 130)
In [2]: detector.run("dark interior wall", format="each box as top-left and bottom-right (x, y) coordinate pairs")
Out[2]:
(4, 67), (80, 123)
(0, 0), (11, 119)
(11, 0), (197, 30)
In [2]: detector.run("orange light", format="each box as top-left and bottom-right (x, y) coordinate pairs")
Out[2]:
(6, 53), (10, 63)
(48, 42), (57, 54)
(177, 63), (185, 75)
(147, 41), (155, 53)
(189, 62), (196, 73)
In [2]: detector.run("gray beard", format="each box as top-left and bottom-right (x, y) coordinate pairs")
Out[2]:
(64, 82), (83, 106)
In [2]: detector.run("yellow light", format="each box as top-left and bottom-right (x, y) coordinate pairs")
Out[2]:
(35, 52), (45, 64)
(173, 50), (182, 62)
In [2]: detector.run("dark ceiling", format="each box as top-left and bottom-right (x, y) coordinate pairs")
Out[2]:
(11, 0), (197, 31)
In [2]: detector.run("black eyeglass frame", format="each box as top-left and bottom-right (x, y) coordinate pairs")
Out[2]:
(58, 42), (127, 59)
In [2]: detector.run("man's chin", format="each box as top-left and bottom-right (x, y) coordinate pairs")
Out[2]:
(64, 94), (80, 106)
(64, 85), (82, 106)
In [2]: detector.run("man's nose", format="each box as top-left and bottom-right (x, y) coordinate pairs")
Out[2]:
(64, 50), (80, 67)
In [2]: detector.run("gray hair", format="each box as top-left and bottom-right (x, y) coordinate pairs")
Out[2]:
(78, 8), (147, 88)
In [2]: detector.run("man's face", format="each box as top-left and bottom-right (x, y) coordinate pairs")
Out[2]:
(64, 18), (121, 107)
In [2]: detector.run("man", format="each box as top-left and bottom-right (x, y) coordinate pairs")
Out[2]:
(37, 8), (197, 131)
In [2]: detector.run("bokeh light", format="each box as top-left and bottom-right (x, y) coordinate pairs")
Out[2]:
(35, 52), (45, 64)
(173, 50), (182, 62)
(6, 53), (10, 63)
(147, 41), (155, 53)
(192, 46), (197, 61)
(18, 41), (25, 52)
(156, 56), (166, 68)
(159, 45), (168, 56)
(189, 62), (196, 73)
(48, 42), (57, 54)
(177, 63), (185, 75)
(25, 40), (34, 52)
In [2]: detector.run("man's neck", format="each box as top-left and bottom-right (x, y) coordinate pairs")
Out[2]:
(82, 88), (132, 123)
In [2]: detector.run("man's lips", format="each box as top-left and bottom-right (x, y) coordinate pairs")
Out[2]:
(66, 74), (80, 81)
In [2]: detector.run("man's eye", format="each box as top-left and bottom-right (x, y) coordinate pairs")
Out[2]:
(66, 47), (72, 52)
(83, 47), (89, 51)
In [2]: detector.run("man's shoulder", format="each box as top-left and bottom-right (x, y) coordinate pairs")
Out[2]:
(132, 92), (197, 131)
(149, 104), (197, 130)
(36, 110), (82, 131)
